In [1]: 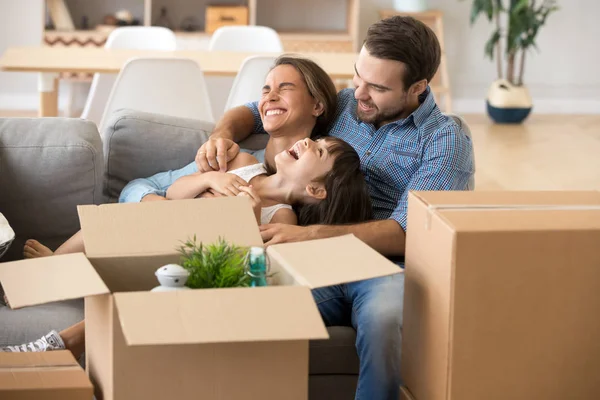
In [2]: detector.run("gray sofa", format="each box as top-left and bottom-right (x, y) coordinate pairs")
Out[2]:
(0, 109), (358, 399)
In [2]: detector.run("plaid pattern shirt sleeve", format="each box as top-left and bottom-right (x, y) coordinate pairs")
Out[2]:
(390, 123), (474, 231)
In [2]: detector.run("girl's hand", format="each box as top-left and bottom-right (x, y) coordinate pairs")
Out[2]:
(237, 185), (262, 223)
(205, 172), (248, 196)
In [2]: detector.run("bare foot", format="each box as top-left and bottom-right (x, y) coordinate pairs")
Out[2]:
(23, 239), (54, 259)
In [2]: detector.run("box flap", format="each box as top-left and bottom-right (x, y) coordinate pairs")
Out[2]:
(0, 351), (93, 393)
(0, 253), (109, 309)
(78, 197), (263, 258)
(410, 191), (600, 232)
(267, 235), (402, 289)
(412, 190), (600, 207)
(113, 286), (329, 346)
(0, 351), (78, 369)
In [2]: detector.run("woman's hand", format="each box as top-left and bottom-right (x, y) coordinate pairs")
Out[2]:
(237, 185), (262, 223)
(204, 172), (248, 197)
(195, 138), (240, 173)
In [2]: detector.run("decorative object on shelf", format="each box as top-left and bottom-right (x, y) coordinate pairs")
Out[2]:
(153, 6), (173, 29)
(180, 16), (202, 32)
(81, 16), (89, 30)
(393, 0), (429, 12)
(205, 5), (249, 34)
(115, 9), (134, 25)
(178, 236), (252, 289)
(103, 14), (118, 26)
(464, 0), (559, 124)
(151, 264), (191, 292)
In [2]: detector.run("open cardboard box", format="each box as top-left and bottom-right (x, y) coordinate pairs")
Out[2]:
(0, 350), (93, 399)
(402, 190), (600, 400)
(0, 197), (402, 400)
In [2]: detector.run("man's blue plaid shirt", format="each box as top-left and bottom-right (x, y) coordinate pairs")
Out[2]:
(246, 86), (475, 231)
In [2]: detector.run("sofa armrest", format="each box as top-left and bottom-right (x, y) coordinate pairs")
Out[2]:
(0, 117), (103, 260)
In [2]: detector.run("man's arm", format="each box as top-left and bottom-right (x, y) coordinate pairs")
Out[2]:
(260, 122), (475, 255)
(196, 103), (264, 172)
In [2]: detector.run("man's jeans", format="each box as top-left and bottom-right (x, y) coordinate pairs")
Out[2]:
(312, 272), (404, 400)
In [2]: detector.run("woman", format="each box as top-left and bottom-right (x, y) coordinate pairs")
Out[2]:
(23, 55), (343, 257)
(3, 55), (372, 355)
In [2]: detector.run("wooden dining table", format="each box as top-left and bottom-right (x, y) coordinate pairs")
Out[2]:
(0, 46), (358, 117)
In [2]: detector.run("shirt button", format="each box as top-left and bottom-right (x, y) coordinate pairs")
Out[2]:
(365, 151), (372, 156)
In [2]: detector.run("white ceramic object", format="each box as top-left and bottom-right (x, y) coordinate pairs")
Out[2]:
(393, 0), (428, 12)
(487, 79), (533, 109)
(0, 213), (15, 259)
(151, 264), (191, 292)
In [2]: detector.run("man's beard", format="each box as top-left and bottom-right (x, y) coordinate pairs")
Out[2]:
(355, 93), (408, 127)
(356, 103), (405, 127)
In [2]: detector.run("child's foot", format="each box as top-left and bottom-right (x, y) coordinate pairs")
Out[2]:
(23, 239), (54, 258)
(1, 330), (65, 352)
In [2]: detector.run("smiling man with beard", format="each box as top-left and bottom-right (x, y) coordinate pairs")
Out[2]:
(195, 16), (475, 400)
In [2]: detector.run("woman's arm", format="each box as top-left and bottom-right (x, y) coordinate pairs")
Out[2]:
(168, 152), (260, 200)
(166, 172), (211, 200)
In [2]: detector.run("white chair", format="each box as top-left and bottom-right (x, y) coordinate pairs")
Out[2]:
(99, 57), (214, 135)
(79, 27), (177, 127)
(447, 113), (476, 190)
(208, 26), (284, 52)
(224, 55), (277, 111)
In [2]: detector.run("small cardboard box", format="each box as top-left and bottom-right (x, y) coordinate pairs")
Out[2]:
(0, 197), (401, 400)
(0, 350), (93, 399)
(402, 191), (600, 400)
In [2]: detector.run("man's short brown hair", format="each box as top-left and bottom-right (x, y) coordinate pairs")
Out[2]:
(364, 16), (441, 89)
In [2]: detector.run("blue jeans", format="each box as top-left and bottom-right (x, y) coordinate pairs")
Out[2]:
(312, 272), (404, 400)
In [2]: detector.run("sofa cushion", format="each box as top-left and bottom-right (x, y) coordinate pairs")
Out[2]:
(102, 109), (271, 203)
(0, 117), (103, 261)
(102, 109), (215, 203)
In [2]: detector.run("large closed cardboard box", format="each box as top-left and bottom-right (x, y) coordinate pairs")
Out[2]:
(0, 197), (402, 400)
(402, 191), (600, 400)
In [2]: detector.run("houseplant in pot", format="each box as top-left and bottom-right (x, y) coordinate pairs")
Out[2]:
(466, 0), (559, 123)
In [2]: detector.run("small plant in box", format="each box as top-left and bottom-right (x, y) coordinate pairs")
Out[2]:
(177, 236), (251, 289)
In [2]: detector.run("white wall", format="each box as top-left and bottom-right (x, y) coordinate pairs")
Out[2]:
(0, 0), (44, 110)
(0, 0), (598, 115)
(362, 0), (599, 113)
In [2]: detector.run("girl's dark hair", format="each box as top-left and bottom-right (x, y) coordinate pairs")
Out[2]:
(296, 137), (372, 226)
(272, 55), (338, 137)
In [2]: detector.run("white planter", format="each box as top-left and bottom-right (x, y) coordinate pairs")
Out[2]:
(486, 79), (533, 124)
(393, 0), (428, 12)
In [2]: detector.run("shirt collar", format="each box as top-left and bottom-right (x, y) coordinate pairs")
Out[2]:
(408, 86), (435, 128)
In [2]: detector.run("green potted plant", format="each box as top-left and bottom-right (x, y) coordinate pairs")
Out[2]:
(465, 0), (558, 123)
(178, 236), (252, 289)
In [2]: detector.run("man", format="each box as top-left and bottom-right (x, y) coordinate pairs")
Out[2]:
(196, 16), (474, 400)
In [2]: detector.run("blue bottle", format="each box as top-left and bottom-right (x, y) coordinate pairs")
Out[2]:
(248, 247), (268, 287)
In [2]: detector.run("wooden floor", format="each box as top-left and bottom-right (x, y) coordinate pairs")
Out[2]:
(1, 110), (599, 191)
(462, 114), (600, 191)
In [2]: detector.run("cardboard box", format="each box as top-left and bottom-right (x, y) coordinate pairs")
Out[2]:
(205, 5), (249, 34)
(0, 350), (93, 399)
(402, 191), (600, 400)
(0, 197), (401, 400)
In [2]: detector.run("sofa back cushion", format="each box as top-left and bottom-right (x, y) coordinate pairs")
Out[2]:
(0, 117), (103, 261)
(102, 109), (269, 203)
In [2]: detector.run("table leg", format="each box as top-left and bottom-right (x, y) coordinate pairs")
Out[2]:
(38, 72), (59, 117)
